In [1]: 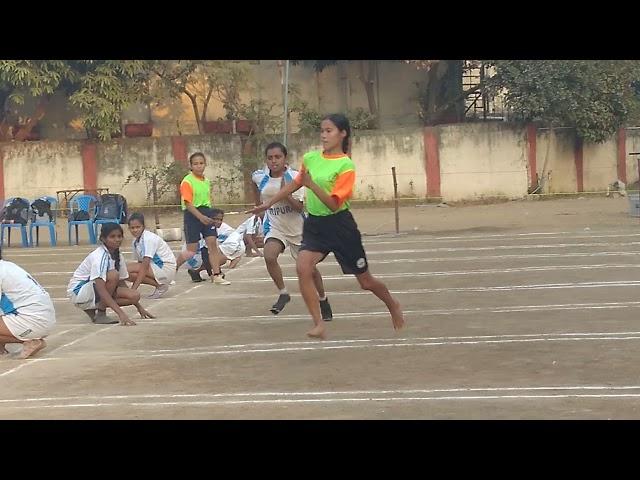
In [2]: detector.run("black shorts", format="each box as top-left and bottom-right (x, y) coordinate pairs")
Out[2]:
(184, 207), (218, 244)
(300, 210), (368, 275)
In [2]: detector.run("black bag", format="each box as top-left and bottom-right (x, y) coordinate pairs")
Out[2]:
(1, 197), (30, 225)
(72, 210), (90, 221)
(96, 194), (128, 224)
(30, 197), (53, 223)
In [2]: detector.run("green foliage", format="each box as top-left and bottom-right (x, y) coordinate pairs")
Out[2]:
(123, 162), (189, 205)
(488, 60), (640, 143)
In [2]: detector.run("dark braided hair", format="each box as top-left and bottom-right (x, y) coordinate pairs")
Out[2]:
(99, 223), (124, 271)
(322, 113), (351, 154)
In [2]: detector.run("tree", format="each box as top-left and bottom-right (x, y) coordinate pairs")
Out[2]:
(150, 60), (251, 134)
(69, 60), (151, 141)
(123, 162), (189, 228)
(487, 60), (640, 143)
(0, 60), (151, 142)
(0, 60), (76, 141)
(291, 60), (380, 127)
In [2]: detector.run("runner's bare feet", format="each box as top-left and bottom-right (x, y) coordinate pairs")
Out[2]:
(18, 339), (46, 359)
(307, 323), (326, 340)
(390, 298), (404, 330)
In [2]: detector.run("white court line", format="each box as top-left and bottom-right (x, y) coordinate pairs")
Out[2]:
(37, 300), (640, 328)
(35, 262), (640, 286)
(362, 232), (640, 246)
(51, 279), (640, 302)
(7, 393), (640, 410)
(88, 330), (640, 355)
(34, 333), (640, 361)
(6, 235), (640, 260)
(1, 384), (640, 406)
(228, 251), (640, 272)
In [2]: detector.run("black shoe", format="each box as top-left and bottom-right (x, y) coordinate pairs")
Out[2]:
(320, 298), (333, 321)
(270, 293), (291, 314)
(187, 269), (203, 282)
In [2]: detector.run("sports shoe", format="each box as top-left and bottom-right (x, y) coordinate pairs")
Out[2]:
(212, 274), (231, 285)
(270, 293), (291, 314)
(320, 298), (333, 321)
(148, 284), (169, 299)
(188, 269), (203, 282)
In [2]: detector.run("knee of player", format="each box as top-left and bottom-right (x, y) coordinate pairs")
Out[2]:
(264, 252), (279, 264)
(106, 270), (120, 282)
(296, 261), (314, 277)
(357, 275), (375, 291)
(130, 288), (141, 303)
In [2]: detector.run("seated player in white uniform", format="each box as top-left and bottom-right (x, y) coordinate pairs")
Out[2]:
(67, 223), (154, 326)
(251, 142), (332, 318)
(126, 212), (177, 299)
(0, 250), (55, 359)
(216, 213), (264, 269)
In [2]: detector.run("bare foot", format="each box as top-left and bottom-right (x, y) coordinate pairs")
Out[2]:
(389, 298), (405, 330)
(307, 323), (326, 340)
(18, 339), (46, 359)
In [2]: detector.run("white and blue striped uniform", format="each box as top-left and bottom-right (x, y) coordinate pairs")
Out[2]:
(0, 260), (55, 340)
(132, 229), (177, 285)
(252, 166), (305, 256)
(67, 246), (128, 310)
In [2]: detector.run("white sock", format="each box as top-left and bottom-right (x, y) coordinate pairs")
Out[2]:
(318, 295), (327, 301)
(279, 289), (288, 295)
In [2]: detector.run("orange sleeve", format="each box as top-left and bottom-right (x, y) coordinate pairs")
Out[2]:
(294, 164), (305, 185)
(180, 181), (194, 204)
(330, 170), (355, 206)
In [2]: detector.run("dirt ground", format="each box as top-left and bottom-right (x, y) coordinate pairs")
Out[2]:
(1, 195), (639, 419)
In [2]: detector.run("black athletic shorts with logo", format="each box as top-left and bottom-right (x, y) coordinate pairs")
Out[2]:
(300, 210), (368, 275)
(184, 207), (218, 244)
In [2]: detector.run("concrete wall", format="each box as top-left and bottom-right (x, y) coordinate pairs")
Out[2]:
(2, 123), (639, 207)
(536, 128), (578, 194)
(626, 128), (640, 186)
(583, 137), (617, 191)
(438, 123), (528, 201)
(2, 141), (84, 199)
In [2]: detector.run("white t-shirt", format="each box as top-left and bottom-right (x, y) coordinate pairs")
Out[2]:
(0, 260), (54, 317)
(222, 215), (262, 248)
(235, 215), (262, 237)
(216, 222), (235, 243)
(67, 246), (129, 296)
(252, 167), (305, 237)
(132, 229), (176, 269)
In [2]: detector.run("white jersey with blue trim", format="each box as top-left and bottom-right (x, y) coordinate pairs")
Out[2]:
(216, 222), (235, 243)
(67, 246), (129, 297)
(132, 229), (176, 269)
(0, 260), (54, 317)
(252, 166), (305, 237)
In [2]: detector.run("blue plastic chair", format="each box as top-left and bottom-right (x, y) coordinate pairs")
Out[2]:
(93, 195), (124, 238)
(0, 197), (30, 248)
(67, 194), (97, 245)
(29, 196), (58, 247)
